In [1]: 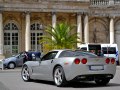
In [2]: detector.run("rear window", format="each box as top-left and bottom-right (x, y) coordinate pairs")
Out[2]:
(59, 50), (98, 58)
(59, 50), (74, 57)
(102, 47), (116, 54)
(74, 51), (97, 57)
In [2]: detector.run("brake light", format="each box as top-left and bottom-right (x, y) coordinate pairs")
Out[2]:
(81, 58), (87, 64)
(74, 58), (80, 64)
(111, 58), (115, 64)
(106, 58), (110, 64)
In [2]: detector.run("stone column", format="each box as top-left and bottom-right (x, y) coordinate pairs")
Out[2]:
(109, 0), (114, 5)
(25, 12), (31, 51)
(0, 12), (4, 59)
(52, 12), (56, 40)
(84, 15), (89, 43)
(52, 12), (56, 29)
(110, 18), (114, 44)
(77, 13), (82, 47)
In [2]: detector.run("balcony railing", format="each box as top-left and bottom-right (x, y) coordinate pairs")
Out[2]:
(114, 0), (120, 4)
(90, 0), (109, 6)
(90, 0), (120, 7)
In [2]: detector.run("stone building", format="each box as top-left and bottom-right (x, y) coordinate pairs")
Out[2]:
(0, 0), (120, 58)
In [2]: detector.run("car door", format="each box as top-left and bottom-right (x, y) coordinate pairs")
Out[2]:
(32, 51), (58, 80)
(16, 54), (24, 66)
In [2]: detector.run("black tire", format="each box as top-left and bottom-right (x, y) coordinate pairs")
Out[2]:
(53, 66), (67, 87)
(21, 65), (31, 82)
(8, 62), (15, 69)
(95, 78), (110, 86)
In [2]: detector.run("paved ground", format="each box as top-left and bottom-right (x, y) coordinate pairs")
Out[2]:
(0, 66), (120, 90)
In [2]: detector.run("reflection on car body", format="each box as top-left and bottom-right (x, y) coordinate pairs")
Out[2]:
(21, 49), (116, 87)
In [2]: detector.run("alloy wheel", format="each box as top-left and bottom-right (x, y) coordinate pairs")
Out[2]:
(21, 66), (30, 81)
(54, 66), (67, 87)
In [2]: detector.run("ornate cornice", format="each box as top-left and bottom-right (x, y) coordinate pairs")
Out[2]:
(1, 0), (120, 17)
(0, 2), (88, 13)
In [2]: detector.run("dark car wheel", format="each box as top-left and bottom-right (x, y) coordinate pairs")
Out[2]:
(53, 66), (67, 87)
(21, 65), (31, 82)
(8, 62), (15, 69)
(95, 78), (110, 86)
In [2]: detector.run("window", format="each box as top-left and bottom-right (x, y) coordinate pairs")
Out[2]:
(59, 50), (74, 58)
(31, 22), (43, 52)
(102, 47), (116, 54)
(31, 22), (43, 30)
(80, 47), (87, 51)
(4, 22), (19, 55)
(4, 22), (18, 30)
(74, 51), (97, 57)
(41, 51), (58, 61)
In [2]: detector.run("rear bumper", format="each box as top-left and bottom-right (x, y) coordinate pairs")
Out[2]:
(64, 64), (116, 81)
(72, 74), (113, 81)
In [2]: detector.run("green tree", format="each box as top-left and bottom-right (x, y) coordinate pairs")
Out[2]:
(40, 22), (81, 52)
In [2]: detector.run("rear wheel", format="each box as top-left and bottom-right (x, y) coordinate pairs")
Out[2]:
(8, 62), (15, 69)
(95, 78), (110, 86)
(21, 65), (31, 82)
(53, 66), (67, 87)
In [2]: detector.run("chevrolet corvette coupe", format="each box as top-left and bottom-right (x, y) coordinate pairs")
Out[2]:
(21, 50), (116, 87)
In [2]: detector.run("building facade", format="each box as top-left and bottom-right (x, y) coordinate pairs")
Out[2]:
(0, 0), (120, 58)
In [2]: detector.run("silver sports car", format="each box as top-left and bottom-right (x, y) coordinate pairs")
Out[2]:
(21, 49), (116, 87)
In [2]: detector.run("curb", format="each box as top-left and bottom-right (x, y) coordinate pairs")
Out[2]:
(0, 68), (22, 72)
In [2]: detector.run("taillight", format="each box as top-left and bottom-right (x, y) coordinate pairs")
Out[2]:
(81, 58), (87, 64)
(106, 58), (110, 64)
(74, 58), (80, 64)
(111, 58), (115, 64)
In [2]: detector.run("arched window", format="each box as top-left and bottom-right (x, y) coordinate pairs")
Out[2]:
(4, 22), (19, 56)
(31, 22), (43, 30)
(4, 22), (19, 30)
(30, 22), (43, 52)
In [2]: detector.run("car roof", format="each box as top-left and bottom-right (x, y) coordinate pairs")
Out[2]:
(51, 49), (72, 52)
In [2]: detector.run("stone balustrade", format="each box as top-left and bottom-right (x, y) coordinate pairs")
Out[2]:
(90, 0), (109, 6)
(90, 0), (120, 6)
(114, 0), (120, 4)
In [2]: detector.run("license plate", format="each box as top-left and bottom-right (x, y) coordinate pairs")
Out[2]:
(90, 65), (104, 71)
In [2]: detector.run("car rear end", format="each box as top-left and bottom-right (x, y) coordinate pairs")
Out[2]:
(65, 56), (116, 81)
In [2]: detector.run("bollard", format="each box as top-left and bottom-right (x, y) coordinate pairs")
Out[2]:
(0, 60), (3, 70)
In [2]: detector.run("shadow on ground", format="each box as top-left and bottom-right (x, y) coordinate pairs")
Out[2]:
(31, 80), (120, 88)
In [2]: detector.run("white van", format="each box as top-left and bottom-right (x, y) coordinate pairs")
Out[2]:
(78, 43), (119, 65)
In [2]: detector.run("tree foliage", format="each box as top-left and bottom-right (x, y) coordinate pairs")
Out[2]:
(40, 22), (81, 52)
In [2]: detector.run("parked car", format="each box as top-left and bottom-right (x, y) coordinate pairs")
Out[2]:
(3, 51), (41, 69)
(3, 53), (25, 69)
(21, 49), (116, 87)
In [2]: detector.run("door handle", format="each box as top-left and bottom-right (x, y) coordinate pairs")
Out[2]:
(51, 60), (53, 63)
